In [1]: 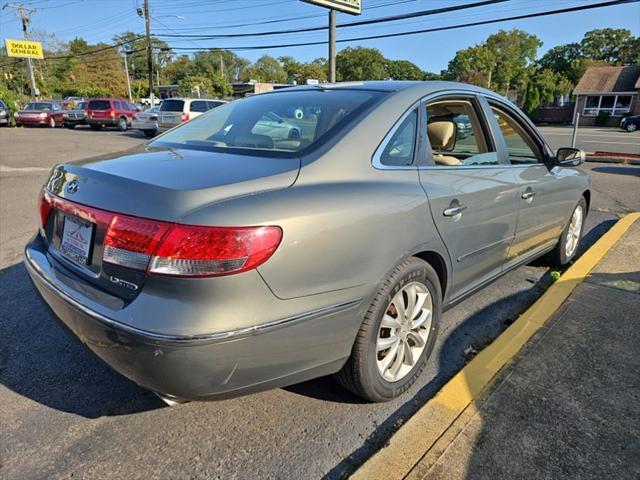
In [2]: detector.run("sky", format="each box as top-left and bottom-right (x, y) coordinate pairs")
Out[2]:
(1, 0), (639, 73)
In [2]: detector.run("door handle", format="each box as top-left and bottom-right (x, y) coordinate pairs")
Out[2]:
(521, 191), (536, 200)
(443, 205), (467, 217)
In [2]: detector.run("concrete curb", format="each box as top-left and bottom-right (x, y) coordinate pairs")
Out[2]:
(351, 212), (640, 480)
(586, 156), (640, 165)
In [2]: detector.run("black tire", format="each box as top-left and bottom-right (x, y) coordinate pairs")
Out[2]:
(143, 129), (157, 138)
(117, 117), (128, 131)
(90, 124), (102, 131)
(545, 196), (587, 267)
(66, 124), (75, 130)
(335, 257), (441, 402)
(626, 122), (637, 132)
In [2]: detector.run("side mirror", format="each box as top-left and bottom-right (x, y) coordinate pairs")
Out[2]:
(556, 147), (585, 167)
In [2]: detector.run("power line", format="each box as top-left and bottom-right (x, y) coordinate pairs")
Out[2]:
(162, 0), (639, 52)
(154, 0), (511, 39)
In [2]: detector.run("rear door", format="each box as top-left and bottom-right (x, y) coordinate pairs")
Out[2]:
(189, 100), (209, 119)
(418, 93), (519, 301)
(485, 100), (568, 266)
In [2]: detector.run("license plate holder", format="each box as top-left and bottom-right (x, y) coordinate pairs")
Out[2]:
(60, 215), (94, 265)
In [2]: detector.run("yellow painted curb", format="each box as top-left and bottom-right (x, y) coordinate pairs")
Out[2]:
(351, 212), (640, 480)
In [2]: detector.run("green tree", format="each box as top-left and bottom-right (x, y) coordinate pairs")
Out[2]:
(178, 73), (231, 97)
(444, 44), (495, 87)
(336, 47), (387, 81)
(580, 28), (638, 64)
(113, 32), (172, 80)
(537, 43), (585, 84)
(243, 55), (287, 83)
(485, 29), (541, 96)
(385, 59), (424, 80)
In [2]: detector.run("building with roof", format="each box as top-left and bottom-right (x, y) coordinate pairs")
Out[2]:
(572, 65), (640, 126)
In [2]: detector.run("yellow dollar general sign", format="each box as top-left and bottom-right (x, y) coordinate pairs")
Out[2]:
(4, 38), (44, 59)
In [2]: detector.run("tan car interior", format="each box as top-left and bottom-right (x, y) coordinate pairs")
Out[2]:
(427, 100), (491, 166)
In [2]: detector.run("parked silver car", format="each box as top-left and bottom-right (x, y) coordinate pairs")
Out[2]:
(131, 106), (161, 138)
(26, 82), (590, 404)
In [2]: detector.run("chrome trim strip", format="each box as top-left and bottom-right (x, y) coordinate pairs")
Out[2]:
(24, 249), (362, 345)
(457, 236), (514, 263)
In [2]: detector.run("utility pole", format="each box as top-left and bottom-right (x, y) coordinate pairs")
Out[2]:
(328, 9), (336, 83)
(123, 52), (132, 101)
(3, 3), (39, 97)
(143, 0), (154, 105)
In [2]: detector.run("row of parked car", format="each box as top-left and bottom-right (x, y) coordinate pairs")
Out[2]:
(0, 96), (228, 137)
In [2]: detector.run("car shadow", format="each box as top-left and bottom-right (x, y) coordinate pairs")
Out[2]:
(0, 262), (164, 418)
(592, 166), (640, 177)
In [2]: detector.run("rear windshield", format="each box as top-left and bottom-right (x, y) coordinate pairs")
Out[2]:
(88, 100), (111, 110)
(160, 99), (185, 112)
(151, 89), (385, 155)
(25, 102), (51, 110)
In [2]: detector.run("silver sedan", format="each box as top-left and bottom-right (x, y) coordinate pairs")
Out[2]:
(131, 106), (160, 138)
(26, 81), (590, 404)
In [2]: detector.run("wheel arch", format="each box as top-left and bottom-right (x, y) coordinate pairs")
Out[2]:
(582, 189), (591, 213)
(413, 250), (448, 298)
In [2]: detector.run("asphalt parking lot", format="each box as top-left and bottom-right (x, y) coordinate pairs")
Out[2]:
(538, 125), (640, 155)
(1, 126), (639, 479)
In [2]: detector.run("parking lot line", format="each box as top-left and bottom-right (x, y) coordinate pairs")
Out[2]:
(351, 211), (640, 480)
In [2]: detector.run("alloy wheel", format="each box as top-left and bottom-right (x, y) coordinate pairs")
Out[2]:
(626, 123), (637, 132)
(376, 281), (432, 382)
(565, 205), (583, 258)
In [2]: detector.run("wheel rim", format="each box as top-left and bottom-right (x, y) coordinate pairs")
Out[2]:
(627, 123), (637, 132)
(376, 281), (433, 382)
(565, 205), (583, 257)
(119, 118), (126, 130)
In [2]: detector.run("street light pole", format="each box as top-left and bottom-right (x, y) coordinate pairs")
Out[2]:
(143, 0), (154, 105)
(328, 9), (336, 83)
(123, 52), (132, 101)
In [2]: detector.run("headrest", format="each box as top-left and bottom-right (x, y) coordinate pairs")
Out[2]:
(428, 120), (456, 150)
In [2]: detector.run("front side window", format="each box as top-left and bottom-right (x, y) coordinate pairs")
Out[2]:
(426, 99), (497, 166)
(152, 89), (385, 155)
(491, 106), (542, 165)
(379, 109), (418, 167)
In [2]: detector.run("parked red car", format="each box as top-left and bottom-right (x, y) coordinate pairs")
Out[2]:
(15, 100), (65, 128)
(85, 98), (139, 131)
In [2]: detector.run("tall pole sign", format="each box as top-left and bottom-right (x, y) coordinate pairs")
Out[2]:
(302, 1), (362, 83)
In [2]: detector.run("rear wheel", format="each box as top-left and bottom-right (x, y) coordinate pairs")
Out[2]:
(546, 197), (587, 267)
(335, 257), (441, 402)
(626, 122), (637, 132)
(66, 124), (75, 130)
(90, 124), (102, 131)
(117, 117), (128, 131)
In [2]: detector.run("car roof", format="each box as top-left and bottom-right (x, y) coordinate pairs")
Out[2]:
(269, 80), (506, 99)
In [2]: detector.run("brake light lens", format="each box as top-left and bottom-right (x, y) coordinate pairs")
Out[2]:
(103, 216), (171, 270)
(181, 112), (189, 122)
(39, 189), (52, 228)
(149, 225), (282, 277)
(110, 110), (116, 117)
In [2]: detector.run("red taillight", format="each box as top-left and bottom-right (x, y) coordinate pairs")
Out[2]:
(181, 112), (189, 123)
(39, 189), (52, 228)
(110, 110), (116, 117)
(149, 225), (282, 277)
(40, 192), (281, 277)
(103, 215), (171, 270)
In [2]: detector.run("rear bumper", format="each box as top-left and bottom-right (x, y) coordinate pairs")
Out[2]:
(86, 118), (119, 126)
(25, 235), (362, 400)
(64, 118), (86, 126)
(131, 120), (157, 130)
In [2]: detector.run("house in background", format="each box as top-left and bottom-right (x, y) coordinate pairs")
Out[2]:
(572, 65), (640, 126)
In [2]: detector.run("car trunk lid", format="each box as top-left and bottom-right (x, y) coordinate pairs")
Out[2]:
(41, 145), (300, 299)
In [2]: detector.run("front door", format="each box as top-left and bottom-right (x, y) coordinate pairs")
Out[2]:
(487, 102), (569, 266)
(419, 95), (520, 301)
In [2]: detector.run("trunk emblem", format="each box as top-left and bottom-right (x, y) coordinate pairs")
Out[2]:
(66, 179), (79, 194)
(109, 275), (139, 291)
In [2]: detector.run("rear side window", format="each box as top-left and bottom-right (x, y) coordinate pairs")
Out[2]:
(379, 109), (418, 167)
(88, 100), (110, 110)
(490, 106), (543, 164)
(114, 101), (122, 110)
(190, 100), (209, 113)
(208, 101), (225, 109)
(160, 99), (185, 112)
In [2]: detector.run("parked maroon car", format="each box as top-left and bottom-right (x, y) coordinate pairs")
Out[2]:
(85, 98), (138, 131)
(15, 100), (65, 128)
